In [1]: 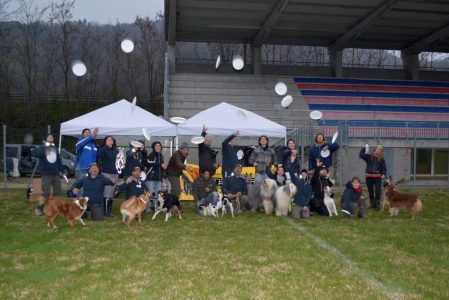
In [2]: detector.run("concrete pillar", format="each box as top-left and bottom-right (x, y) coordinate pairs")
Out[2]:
(167, 44), (176, 74)
(329, 49), (343, 77)
(252, 46), (262, 75)
(401, 52), (419, 80)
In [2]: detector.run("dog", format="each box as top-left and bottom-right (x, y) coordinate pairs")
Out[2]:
(246, 174), (262, 211)
(202, 203), (219, 217)
(383, 177), (422, 220)
(323, 186), (338, 216)
(261, 178), (277, 215)
(381, 178), (405, 214)
(218, 193), (235, 218)
(274, 183), (297, 216)
(152, 191), (182, 222)
(39, 195), (89, 228)
(120, 191), (150, 229)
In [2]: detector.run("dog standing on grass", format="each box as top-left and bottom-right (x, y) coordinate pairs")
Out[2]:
(39, 195), (89, 228)
(261, 178), (277, 215)
(152, 191), (182, 222)
(274, 183), (297, 216)
(383, 177), (422, 220)
(120, 191), (150, 229)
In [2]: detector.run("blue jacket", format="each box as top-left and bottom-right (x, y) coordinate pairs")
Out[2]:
(308, 142), (339, 170)
(282, 147), (300, 176)
(97, 146), (118, 174)
(222, 175), (248, 195)
(118, 179), (148, 199)
(75, 135), (97, 170)
(36, 145), (63, 176)
(341, 181), (363, 215)
(74, 175), (114, 206)
(291, 174), (312, 206)
(221, 134), (238, 177)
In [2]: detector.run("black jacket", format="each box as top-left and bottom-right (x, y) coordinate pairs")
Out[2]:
(198, 131), (217, 175)
(310, 168), (333, 201)
(36, 145), (63, 176)
(221, 134), (238, 177)
(118, 178), (148, 199)
(282, 147), (300, 176)
(145, 151), (164, 181)
(359, 148), (387, 176)
(75, 175), (114, 206)
(97, 146), (119, 174)
(222, 175), (248, 195)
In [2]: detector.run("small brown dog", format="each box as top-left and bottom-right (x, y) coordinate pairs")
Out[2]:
(120, 191), (150, 229)
(383, 177), (422, 220)
(39, 196), (89, 228)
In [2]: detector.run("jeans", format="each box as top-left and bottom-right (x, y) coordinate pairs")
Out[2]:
(146, 180), (161, 209)
(75, 168), (88, 197)
(255, 173), (268, 185)
(197, 192), (219, 212)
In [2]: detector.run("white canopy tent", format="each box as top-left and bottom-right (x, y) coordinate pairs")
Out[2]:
(59, 99), (177, 149)
(176, 102), (286, 138)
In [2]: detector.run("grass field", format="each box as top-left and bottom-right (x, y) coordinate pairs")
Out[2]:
(0, 188), (448, 299)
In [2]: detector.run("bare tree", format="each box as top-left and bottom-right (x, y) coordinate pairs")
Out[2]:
(0, 0), (17, 102)
(104, 23), (124, 99)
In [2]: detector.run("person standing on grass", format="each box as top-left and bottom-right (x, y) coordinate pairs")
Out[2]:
(75, 128), (99, 196)
(282, 139), (300, 180)
(97, 136), (119, 217)
(359, 144), (386, 210)
(341, 177), (366, 218)
(72, 163), (115, 221)
(35, 134), (63, 216)
(145, 141), (167, 211)
(118, 166), (148, 200)
(166, 142), (190, 200)
(249, 135), (277, 184)
(198, 125), (218, 176)
(221, 131), (239, 179)
(308, 133), (339, 175)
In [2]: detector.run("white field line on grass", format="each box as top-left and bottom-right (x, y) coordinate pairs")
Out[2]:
(285, 218), (404, 300)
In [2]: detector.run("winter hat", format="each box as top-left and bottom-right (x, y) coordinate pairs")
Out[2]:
(180, 142), (189, 149)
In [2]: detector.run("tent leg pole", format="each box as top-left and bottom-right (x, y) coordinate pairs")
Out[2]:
(58, 132), (62, 153)
(175, 136), (178, 150)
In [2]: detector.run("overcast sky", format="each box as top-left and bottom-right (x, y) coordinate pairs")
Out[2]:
(9, 0), (164, 24)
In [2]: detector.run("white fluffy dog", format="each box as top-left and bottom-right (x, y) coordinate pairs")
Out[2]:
(324, 186), (338, 216)
(261, 178), (277, 215)
(275, 182), (298, 216)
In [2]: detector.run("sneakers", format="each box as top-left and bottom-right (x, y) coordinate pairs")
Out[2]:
(341, 209), (352, 218)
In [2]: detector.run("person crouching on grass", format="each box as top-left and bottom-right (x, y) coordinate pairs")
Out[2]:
(192, 169), (218, 213)
(72, 163), (115, 221)
(118, 166), (148, 200)
(341, 177), (366, 219)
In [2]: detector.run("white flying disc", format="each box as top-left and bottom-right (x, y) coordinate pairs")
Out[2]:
(365, 144), (370, 154)
(331, 131), (339, 144)
(310, 110), (323, 120)
(232, 55), (244, 71)
(72, 60), (87, 77)
(320, 149), (330, 158)
(130, 140), (144, 148)
(142, 128), (151, 141)
(121, 39), (134, 53)
(275, 82), (288, 96)
(46, 150), (57, 163)
(140, 172), (147, 181)
(191, 136), (205, 144)
(131, 96), (137, 112)
(170, 117), (186, 124)
(237, 150), (244, 160)
(215, 55), (221, 70)
(281, 95), (293, 108)
(236, 109), (247, 120)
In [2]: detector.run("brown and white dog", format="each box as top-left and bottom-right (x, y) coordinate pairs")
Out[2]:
(274, 183), (297, 216)
(381, 178), (405, 214)
(261, 178), (277, 215)
(383, 177), (422, 220)
(39, 196), (89, 228)
(152, 191), (182, 222)
(120, 191), (150, 229)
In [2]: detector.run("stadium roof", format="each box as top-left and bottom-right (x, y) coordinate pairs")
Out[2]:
(164, 0), (449, 55)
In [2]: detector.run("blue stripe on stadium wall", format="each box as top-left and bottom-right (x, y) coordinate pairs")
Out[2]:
(300, 90), (449, 99)
(308, 104), (449, 113)
(293, 77), (449, 88)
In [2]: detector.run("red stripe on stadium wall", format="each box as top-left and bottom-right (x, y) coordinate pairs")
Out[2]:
(314, 126), (448, 139)
(297, 83), (449, 94)
(321, 111), (449, 122)
(303, 96), (449, 107)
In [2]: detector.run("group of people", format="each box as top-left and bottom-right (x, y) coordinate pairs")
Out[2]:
(35, 127), (387, 221)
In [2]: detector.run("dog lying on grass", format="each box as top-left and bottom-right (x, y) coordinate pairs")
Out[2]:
(39, 195), (89, 228)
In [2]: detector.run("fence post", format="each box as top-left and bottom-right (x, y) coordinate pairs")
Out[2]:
(413, 126), (417, 189)
(3, 125), (7, 188)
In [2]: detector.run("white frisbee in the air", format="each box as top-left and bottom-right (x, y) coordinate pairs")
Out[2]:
(131, 96), (137, 112)
(232, 55), (244, 71)
(320, 149), (330, 158)
(142, 128), (151, 142)
(215, 55), (221, 70)
(275, 82), (288, 96)
(72, 60), (87, 77)
(170, 117), (186, 124)
(237, 150), (244, 160)
(309, 110), (323, 120)
(46, 150), (57, 163)
(281, 95), (293, 108)
(236, 109), (247, 120)
(140, 172), (147, 181)
(130, 140), (144, 148)
(331, 131), (339, 144)
(121, 39), (134, 53)
(191, 136), (205, 144)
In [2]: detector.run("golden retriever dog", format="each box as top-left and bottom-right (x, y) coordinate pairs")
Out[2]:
(120, 191), (150, 229)
(383, 177), (422, 220)
(39, 196), (89, 228)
